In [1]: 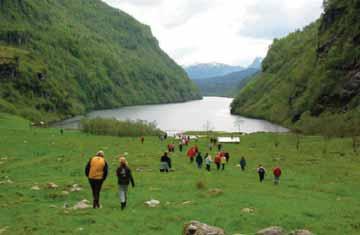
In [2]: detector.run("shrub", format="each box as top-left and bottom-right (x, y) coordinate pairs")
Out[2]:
(80, 118), (163, 137)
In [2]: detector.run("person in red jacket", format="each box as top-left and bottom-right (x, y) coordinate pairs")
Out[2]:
(273, 166), (282, 185)
(214, 153), (222, 171)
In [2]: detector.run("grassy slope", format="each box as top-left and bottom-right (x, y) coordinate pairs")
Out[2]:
(0, 114), (360, 234)
(0, 0), (200, 122)
(231, 0), (360, 132)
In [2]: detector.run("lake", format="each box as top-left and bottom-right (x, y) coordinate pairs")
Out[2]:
(54, 97), (288, 133)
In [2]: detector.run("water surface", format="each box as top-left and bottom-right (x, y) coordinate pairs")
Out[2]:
(54, 97), (288, 133)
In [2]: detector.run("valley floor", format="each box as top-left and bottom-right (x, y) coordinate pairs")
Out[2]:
(0, 113), (359, 234)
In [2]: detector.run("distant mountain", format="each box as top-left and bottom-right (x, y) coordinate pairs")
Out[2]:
(248, 57), (263, 70)
(184, 63), (244, 80)
(194, 68), (259, 97)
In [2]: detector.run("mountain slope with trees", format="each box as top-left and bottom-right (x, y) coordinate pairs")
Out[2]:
(0, 0), (200, 121)
(231, 0), (360, 134)
(193, 68), (259, 97)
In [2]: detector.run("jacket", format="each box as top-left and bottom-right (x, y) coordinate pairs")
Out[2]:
(85, 156), (108, 180)
(116, 166), (135, 186)
(273, 167), (282, 177)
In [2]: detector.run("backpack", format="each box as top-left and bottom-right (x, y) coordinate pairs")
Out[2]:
(258, 167), (265, 174)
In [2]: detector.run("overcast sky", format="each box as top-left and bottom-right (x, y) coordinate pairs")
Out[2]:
(103, 0), (323, 66)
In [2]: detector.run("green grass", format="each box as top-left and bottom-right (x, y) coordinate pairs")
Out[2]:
(0, 114), (360, 234)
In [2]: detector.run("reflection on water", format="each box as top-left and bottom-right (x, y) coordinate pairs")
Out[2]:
(54, 97), (288, 133)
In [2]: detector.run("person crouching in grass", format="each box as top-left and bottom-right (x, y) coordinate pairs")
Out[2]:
(85, 150), (108, 209)
(116, 156), (135, 210)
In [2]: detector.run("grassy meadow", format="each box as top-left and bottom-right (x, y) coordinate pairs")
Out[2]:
(0, 113), (360, 234)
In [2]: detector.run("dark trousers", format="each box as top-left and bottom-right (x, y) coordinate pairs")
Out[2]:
(89, 179), (104, 208)
(222, 163), (225, 170)
(259, 173), (265, 182)
(206, 164), (210, 171)
(216, 163), (220, 170)
(241, 165), (245, 171)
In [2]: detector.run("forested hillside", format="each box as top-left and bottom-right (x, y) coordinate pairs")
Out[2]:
(231, 0), (360, 134)
(194, 68), (259, 97)
(0, 0), (200, 121)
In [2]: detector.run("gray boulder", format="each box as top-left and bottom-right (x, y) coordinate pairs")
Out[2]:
(288, 230), (313, 235)
(256, 226), (285, 235)
(183, 221), (225, 235)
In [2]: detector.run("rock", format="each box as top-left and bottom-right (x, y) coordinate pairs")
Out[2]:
(0, 179), (13, 185)
(47, 182), (58, 189)
(61, 191), (70, 196)
(73, 199), (90, 210)
(69, 184), (82, 192)
(182, 201), (193, 205)
(136, 167), (144, 172)
(0, 226), (9, 234)
(183, 221), (225, 235)
(144, 199), (160, 208)
(31, 185), (40, 191)
(256, 226), (285, 235)
(208, 188), (223, 196)
(288, 230), (313, 235)
(49, 204), (57, 208)
(241, 207), (256, 213)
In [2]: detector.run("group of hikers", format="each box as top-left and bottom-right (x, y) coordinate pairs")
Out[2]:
(84, 136), (283, 210)
(85, 151), (134, 210)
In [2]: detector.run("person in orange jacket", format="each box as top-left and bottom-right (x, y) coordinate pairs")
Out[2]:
(85, 151), (108, 208)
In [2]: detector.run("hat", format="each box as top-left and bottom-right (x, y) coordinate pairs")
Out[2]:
(96, 150), (104, 157)
(119, 156), (128, 166)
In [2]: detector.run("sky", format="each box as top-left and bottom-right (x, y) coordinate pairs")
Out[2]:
(103, 0), (324, 66)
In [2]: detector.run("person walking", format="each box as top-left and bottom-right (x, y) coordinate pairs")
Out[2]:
(205, 153), (212, 171)
(85, 151), (108, 209)
(195, 152), (203, 169)
(140, 136), (144, 144)
(273, 166), (282, 185)
(214, 153), (221, 171)
(221, 155), (226, 171)
(240, 156), (246, 171)
(179, 142), (183, 152)
(116, 156), (135, 210)
(224, 152), (230, 163)
(257, 165), (266, 182)
(160, 152), (171, 172)
(217, 143), (222, 151)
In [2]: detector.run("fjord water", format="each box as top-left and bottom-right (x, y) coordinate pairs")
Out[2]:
(55, 97), (288, 133)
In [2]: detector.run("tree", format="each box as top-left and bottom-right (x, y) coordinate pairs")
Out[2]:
(203, 120), (214, 138)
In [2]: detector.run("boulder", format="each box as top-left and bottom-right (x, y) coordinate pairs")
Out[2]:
(208, 188), (223, 196)
(73, 199), (90, 210)
(31, 185), (40, 191)
(47, 182), (58, 189)
(144, 199), (160, 208)
(183, 221), (225, 235)
(69, 184), (82, 192)
(241, 207), (256, 213)
(288, 230), (313, 235)
(256, 226), (285, 235)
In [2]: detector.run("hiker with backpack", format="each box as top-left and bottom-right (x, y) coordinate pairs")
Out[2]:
(85, 150), (108, 209)
(195, 152), (203, 169)
(257, 165), (266, 182)
(240, 156), (246, 171)
(205, 153), (212, 171)
(214, 153), (221, 171)
(160, 152), (171, 172)
(273, 166), (282, 185)
(116, 156), (135, 210)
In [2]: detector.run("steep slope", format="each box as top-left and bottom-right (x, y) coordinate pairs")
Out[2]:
(0, 0), (200, 121)
(185, 63), (244, 80)
(194, 68), (259, 97)
(231, 0), (360, 133)
(247, 57), (263, 70)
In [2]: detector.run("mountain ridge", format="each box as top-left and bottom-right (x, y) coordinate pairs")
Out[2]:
(0, 0), (201, 121)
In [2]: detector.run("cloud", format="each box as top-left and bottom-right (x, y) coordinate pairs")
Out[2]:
(238, 0), (323, 39)
(103, 0), (163, 7)
(102, 0), (324, 66)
